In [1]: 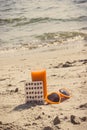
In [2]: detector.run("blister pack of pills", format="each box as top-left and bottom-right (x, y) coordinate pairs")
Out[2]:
(25, 81), (44, 104)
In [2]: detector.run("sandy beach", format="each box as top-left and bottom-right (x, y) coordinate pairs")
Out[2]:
(0, 40), (87, 130)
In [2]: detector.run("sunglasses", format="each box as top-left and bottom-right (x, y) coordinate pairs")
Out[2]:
(45, 88), (71, 104)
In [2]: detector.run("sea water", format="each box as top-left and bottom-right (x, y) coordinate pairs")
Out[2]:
(0, 0), (87, 50)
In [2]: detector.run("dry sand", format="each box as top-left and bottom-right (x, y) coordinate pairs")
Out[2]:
(0, 41), (87, 130)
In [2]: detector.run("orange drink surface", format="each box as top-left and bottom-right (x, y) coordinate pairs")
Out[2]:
(31, 70), (47, 98)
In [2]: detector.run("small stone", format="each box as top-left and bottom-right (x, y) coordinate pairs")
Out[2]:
(64, 116), (68, 120)
(80, 117), (87, 122)
(42, 112), (45, 115)
(43, 126), (53, 130)
(70, 115), (80, 125)
(48, 115), (51, 118)
(62, 62), (72, 68)
(8, 84), (12, 87)
(79, 103), (87, 109)
(15, 88), (18, 92)
(53, 116), (61, 125)
(25, 123), (31, 126)
(32, 122), (37, 125)
(51, 74), (56, 77)
(35, 115), (42, 120)
(0, 121), (2, 124)
(0, 126), (3, 129)
(10, 90), (14, 93)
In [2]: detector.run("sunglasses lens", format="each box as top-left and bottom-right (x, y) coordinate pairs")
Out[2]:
(47, 93), (59, 102)
(59, 89), (70, 96)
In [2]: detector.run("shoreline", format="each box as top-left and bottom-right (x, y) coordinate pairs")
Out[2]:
(0, 30), (87, 53)
(0, 40), (87, 130)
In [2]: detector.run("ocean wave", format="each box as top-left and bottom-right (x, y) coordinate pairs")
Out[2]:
(0, 16), (87, 26)
(0, 31), (87, 51)
(35, 32), (87, 43)
(73, 0), (87, 4)
(0, 17), (27, 25)
(80, 27), (87, 30)
(0, 17), (52, 26)
(76, 16), (87, 21)
(15, 17), (51, 26)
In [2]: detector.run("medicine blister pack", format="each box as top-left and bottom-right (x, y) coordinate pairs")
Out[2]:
(25, 81), (44, 104)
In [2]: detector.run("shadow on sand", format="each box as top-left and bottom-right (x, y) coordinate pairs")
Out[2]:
(13, 102), (44, 111)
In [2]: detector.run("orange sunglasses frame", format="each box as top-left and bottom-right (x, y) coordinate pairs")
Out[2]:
(45, 88), (71, 104)
(45, 92), (61, 104)
(58, 88), (71, 98)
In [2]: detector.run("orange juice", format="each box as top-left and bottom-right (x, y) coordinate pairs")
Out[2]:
(31, 70), (47, 98)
